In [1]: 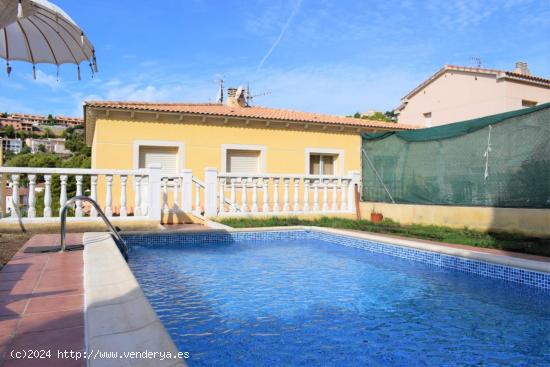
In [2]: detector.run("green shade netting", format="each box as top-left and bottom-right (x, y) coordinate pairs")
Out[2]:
(361, 103), (550, 208)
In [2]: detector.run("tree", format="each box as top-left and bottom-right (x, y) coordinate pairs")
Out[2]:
(3, 125), (15, 138)
(353, 112), (361, 119)
(47, 114), (57, 125)
(38, 143), (47, 153)
(1, 112), (8, 118)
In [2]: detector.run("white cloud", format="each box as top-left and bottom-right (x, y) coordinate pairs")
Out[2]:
(32, 69), (61, 90)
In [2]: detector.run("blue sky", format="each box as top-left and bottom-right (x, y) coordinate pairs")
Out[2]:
(1, 0), (549, 117)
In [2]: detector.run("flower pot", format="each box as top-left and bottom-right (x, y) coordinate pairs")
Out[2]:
(371, 212), (383, 223)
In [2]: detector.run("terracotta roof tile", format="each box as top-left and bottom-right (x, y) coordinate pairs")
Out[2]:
(84, 101), (419, 130)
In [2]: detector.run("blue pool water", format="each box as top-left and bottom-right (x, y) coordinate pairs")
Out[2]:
(128, 236), (550, 366)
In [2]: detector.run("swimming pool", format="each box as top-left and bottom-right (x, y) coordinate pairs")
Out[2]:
(126, 230), (550, 366)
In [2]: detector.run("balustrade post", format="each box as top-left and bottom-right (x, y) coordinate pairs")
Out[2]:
(27, 174), (36, 218)
(194, 182), (201, 215)
(262, 178), (269, 213)
(162, 178), (169, 212)
(240, 177), (248, 213)
(43, 175), (52, 217)
(172, 177), (180, 212)
(75, 175), (83, 217)
(283, 178), (290, 212)
(219, 177), (226, 213)
(181, 169), (193, 212)
(322, 179), (329, 211)
(90, 175), (98, 217)
(146, 164), (162, 221)
(120, 175), (128, 217)
(133, 175), (142, 216)
(313, 180), (320, 211)
(251, 178), (259, 212)
(341, 179), (348, 211)
(0, 173), (4, 219)
(303, 179), (310, 211)
(105, 175), (113, 216)
(204, 167), (218, 217)
(293, 178), (300, 212)
(272, 178), (280, 212)
(230, 178), (237, 213)
(332, 179), (338, 211)
(59, 175), (68, 216)
(10, 174), (19, 218)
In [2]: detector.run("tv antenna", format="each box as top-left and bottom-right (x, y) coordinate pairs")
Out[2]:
(214, 76), (224, 104)
(471, 57), (483, 68)
(245, 83), (271, 106)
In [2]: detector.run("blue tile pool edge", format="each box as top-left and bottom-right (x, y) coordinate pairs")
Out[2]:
(123, 228), (550, 290)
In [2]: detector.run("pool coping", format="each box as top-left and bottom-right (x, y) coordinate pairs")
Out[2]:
(83, 232), (186, 367)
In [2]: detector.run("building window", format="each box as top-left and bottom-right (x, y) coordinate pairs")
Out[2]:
(138, 146), (179, 176)
(522, 100), (537, 108)
(423, 112), (432, 127)
(309, 154), (336, 175)
(226, 149), (261, 174)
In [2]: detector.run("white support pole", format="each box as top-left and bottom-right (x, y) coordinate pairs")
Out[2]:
(147, 164), (162, 221)
(105, 175), (113, 217)
(293, 178), (300, 212)
(44, 175), (52, 217)
(75, 175), (83, 217)
(27, 174), (36, 218)
(341, 179), (348, 212)
(59, 175), (68, 216)
(120, 175), (128, 217)
(322, 179), (329, 211)
(240, 177), (248, 213)
(348, 171), (361, 213)
(162, 178), (169, 212)
(219, 177), (226, 213)
(133, 175), (142, 217)
(313, 179), (320, 212)
(0, 173), (4, 219)
(204, 167), (218, 217)
(331, 179), (338, 211)
(272, 178), (280, 213)
(251, 178), (259, 212)
(181, 169), (193, 212)
(283, 178), (290, 212)
(10, 174), (19, 218)
(262, 178), (269, 213)
(230, 178), (237, 213)
(303, 179), (310, 212)
(90, 175), (98, 217)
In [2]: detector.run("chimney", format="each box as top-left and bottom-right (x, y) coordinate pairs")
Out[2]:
(514, 61), (531, 76)
(226, 87), (247, 108)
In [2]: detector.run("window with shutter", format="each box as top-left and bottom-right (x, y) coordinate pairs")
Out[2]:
(138, 146), (179, 176)
(309, 154), (336, 175)
(226, 149), (260, 174)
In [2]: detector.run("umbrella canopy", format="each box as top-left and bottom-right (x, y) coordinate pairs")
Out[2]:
(0, 0), (97, 79)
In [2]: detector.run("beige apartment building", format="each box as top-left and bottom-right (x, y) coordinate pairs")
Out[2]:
(395, 62), (550, 127)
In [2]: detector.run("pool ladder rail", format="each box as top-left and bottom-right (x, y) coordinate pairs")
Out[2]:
(60, 196), (129, 260)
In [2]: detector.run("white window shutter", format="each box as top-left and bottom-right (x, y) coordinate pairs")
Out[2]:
(139, 146), (179, 176)
(226, 150), (260, 174)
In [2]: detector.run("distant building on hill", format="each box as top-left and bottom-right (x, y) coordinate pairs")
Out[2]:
(395, 61), (550, 127)
(0, 138), (23, 154)
(0, 113), (83, 134)
(25, 138), (71, 154)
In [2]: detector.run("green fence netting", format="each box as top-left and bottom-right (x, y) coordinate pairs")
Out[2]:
(361, 103), (550, 208)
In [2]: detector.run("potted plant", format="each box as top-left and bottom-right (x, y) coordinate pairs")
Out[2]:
(370, 206), (383, 224)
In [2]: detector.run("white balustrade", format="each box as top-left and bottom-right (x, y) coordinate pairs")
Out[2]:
(303, 179), (310, 211)
(283, 178), (290, 212)
(219, 177), (226, 213)
(44, 175), (52, 217)
(273, 178), (280, 212)
(251, 178), (259, 212)
(240, 178), (248, 213)
(313, 180), (320, 211)
(262, 178), (269, 212)
(120, 175), (128, 217)
(59, 175), (68, 216)
(230, 178), (237, 213)
(332, 179), (338, 211)
(75, 175), (83, 217)
(0, 167), (154, 222)
(322, 179), (329, 211)
(162, 178), (169, 212)
(194, 181), (201, 215)
(134, 175), (142, 216)
(341, 179), (348, 211)
(90, 175), (98, 217)
(293, 178), (300, 211)
(27, 174), (36, 218)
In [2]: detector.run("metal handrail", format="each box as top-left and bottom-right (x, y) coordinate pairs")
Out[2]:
(60, 196), (128, 259)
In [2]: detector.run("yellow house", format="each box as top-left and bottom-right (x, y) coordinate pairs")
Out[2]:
(84, 89), (415, 219)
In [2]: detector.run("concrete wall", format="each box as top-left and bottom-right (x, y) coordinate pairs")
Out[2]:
(360, 202), (550, 237)
(397, 70), (550, 126)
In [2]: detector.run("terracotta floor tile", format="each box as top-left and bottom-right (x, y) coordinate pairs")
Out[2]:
(0, 298), (28, 318)
(10, 325), (84, 351)
(36, 274), (82, 289)
(0, 263), (44, 274)
(17, 310), (83, 335)
(0, 278), (39, 292)
(31, 287), (83, 298)
(0, 316), (19, 337)
(25, 295), (83, 315)
(0, 270), (43, 282)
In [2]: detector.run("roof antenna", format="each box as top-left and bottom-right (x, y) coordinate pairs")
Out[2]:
(471, 57), (483, 68)
(215, 77), (224, 104)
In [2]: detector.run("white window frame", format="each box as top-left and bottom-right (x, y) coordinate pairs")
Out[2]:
(221, 144), (267, 174)
(133, 140), (185, 174)
(305, 148), (344, 176)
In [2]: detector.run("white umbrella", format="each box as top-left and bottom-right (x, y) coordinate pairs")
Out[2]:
(0, 0), (97, 79)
